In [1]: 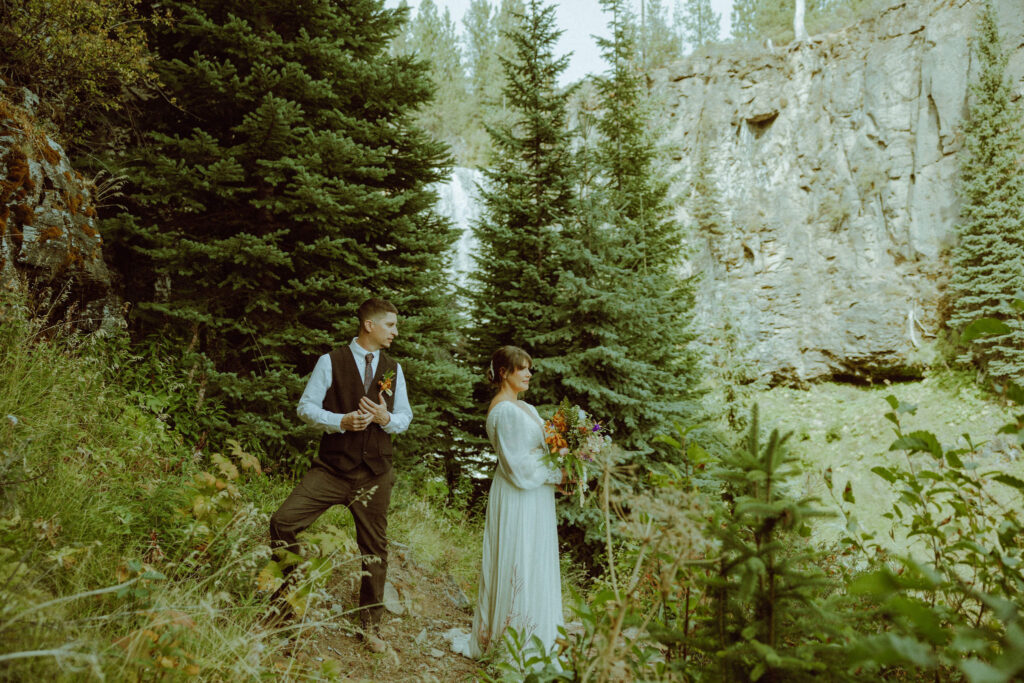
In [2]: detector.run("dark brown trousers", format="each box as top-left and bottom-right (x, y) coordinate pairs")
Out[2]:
(269, 460), (396, 626)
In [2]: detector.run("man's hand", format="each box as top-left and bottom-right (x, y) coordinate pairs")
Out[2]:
(359, 392), (391, 427)
(341, 410), (373, 431)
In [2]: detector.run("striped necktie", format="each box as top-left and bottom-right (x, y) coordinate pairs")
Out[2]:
(363, 353), (374, 394)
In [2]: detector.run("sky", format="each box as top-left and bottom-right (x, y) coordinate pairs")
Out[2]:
(385, 0), (735, 85)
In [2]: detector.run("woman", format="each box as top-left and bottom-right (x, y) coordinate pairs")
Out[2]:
(450, 345), (565, 663)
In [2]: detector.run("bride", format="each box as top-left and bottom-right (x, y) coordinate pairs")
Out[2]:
(450, 345), (566, 664)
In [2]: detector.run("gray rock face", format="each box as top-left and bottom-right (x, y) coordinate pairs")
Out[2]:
(661, 0), (1024, 383)
(0, 91), (119, 330)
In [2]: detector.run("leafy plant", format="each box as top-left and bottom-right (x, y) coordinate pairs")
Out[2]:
(841, 393), (1024, 681)
(677, 405), (846, 681)
(0, 0), (160, 146)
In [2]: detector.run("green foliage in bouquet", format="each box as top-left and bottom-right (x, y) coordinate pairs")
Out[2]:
(541, 398), (612, 506)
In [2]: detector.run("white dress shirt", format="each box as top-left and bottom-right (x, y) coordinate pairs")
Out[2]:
(297, 338), (413, 435)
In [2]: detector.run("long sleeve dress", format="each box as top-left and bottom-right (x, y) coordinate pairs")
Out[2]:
(456, 400), (564, 660)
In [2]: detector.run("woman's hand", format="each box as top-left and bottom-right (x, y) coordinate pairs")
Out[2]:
(556, 468), (575, 495)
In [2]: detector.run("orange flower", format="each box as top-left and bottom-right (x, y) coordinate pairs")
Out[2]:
(378, 369), (395, 396)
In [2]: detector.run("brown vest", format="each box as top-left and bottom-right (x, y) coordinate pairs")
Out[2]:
(317, 347), (398, 474)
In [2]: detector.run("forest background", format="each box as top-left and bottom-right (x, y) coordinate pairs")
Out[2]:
(2, 0), (1024, 680)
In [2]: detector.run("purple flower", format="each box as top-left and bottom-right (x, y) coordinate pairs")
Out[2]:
(592, 423), (602, 432)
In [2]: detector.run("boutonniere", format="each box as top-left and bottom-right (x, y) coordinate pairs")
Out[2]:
(378, 369), (395, 397)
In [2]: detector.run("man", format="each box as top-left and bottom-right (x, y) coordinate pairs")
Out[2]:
(269, 297), (412, 652)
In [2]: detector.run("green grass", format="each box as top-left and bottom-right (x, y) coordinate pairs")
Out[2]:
(747, 371), (1021, 549)
(0, 294), (485, 680)
(9, 279), (1018, 679)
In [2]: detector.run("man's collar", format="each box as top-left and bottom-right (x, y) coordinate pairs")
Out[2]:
(350, 338), (381, 356)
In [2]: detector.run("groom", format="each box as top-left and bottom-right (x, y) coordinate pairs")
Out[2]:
(269, 297), (413, 650)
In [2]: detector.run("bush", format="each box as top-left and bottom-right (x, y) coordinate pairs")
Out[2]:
(839, 393), (1024, 680)
(547, 405), (853, 681)
(0, 0), (159, 146)
(0, 286), (348, 679)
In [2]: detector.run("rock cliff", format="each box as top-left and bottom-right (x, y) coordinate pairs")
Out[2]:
(661, 0), (1024, 382)
(0, 88), (118, 330)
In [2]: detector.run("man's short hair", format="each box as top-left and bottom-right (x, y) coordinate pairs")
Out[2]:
(357, 298), (398, 325)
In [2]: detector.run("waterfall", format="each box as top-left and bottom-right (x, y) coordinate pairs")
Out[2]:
(433, 167), (484, 290)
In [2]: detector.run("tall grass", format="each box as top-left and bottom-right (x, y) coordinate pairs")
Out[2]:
(0, 287), (485, 679)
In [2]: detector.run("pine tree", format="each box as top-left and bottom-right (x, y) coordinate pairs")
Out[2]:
(395, 0), (475, 164)
(104, 0), (473, 473)
(675, 0), (721, 51)
(731, 0), (859, 43)
(638, 0), (680, 70)
(730, 0), (795, 43)
(696, 405), (839, 681)
(948, 0), (1024, 384)
(475, 0), (528, 138)
(466, 0), (576, 410)
(461, 0), (521, 165)
(689, 134), (724, 237)
(553, 0), (700, 459)
(730, 0), (760, 40)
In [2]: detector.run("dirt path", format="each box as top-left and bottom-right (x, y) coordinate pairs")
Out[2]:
(272, 544), (485, 681)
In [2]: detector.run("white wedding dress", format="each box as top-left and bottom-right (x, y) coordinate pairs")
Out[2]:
(447, 400), (563, 664)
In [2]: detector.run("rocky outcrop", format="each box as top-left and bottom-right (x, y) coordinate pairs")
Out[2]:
(661, 0), (1024, 382)
(0, 88), (119, 330)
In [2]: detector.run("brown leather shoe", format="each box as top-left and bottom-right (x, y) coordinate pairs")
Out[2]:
(359, 627), (388, 654)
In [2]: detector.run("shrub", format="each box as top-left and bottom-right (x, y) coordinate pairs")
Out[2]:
(0, 0), (159, 145)
(840, 393), (1024, 681)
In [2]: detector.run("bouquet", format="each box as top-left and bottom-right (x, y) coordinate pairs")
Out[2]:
(543, 398), (612, 505)
(378, 369), (395, 397)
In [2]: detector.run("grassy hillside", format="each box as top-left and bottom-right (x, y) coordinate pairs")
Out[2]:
(751, 374), (1021, 549)
(6, 282), (1023, 681)
(0, 292), (486, 680)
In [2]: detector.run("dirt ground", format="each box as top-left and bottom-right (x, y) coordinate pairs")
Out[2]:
(268, 544), (486, 682)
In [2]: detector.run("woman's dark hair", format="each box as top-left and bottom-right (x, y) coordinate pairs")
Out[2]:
(486, 346), (532, 389)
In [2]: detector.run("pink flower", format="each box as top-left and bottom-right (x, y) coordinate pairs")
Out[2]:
(559, 447), (569, 456)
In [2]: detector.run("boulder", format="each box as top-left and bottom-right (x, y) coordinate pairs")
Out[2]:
(0, 90), (120, 331)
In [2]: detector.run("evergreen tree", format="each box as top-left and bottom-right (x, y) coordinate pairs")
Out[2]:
(461, 0), (509, 164)
(675, 0), (721, 51)
(697, 406), (839, 681)
(463, 0), (496, 97)
(689, 133), (724, 237)
(554, 0), (700, 459)
(474, 0), (528, 137)
(104, 0), (473, 473)
(730, 0), (858, 43)
(466, 0), (576, 409)
(638, 0), (680, 70)
(731, 0), (789, 42)
(730, 0), (759, 40)
(948, 0), (1024, 383)
(396, 0), (475, 164)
